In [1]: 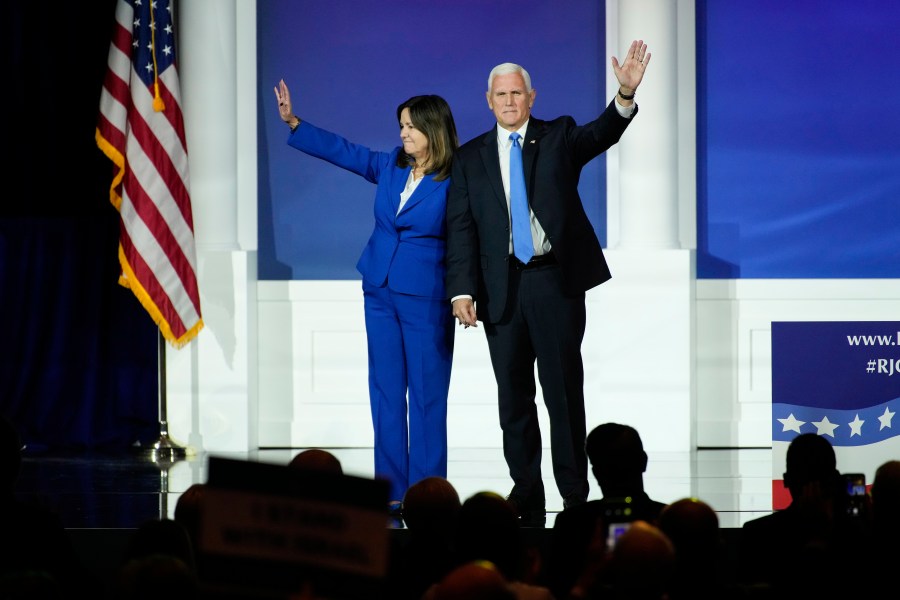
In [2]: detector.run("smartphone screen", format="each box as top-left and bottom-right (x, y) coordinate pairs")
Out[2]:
(607, 522), (632, 550)
(843, 473), (866, 517)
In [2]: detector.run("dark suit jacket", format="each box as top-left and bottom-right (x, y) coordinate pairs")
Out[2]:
(446, 99), (636, 323)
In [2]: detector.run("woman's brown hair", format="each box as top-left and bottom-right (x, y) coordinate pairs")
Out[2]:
(395, 95), (459, 181)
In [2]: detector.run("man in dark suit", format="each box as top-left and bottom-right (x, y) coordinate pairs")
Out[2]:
(446, 41), (651, 526)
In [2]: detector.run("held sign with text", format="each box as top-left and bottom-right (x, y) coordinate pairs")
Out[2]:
(771, 321), (900, 509)
(197, 457), (390, 598)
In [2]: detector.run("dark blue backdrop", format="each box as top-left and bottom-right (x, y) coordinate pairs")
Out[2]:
(257, 0), (606, 280)
(258, 0), (900, 280)
(696, 0), (900, 278)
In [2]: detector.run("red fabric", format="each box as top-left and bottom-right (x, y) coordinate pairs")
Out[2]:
(96, 0), (202, 347)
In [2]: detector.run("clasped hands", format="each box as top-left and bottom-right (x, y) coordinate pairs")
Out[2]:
(452, 298), (478, 329)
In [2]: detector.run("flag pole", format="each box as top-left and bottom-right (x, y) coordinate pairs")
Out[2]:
(143, 328), (188, 460)
(99, 0), (203, 462)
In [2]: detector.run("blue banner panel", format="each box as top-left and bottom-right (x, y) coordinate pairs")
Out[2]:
(770, 321), (900, 508)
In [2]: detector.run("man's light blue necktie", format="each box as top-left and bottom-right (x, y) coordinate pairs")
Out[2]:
(509, 132), (534, 264)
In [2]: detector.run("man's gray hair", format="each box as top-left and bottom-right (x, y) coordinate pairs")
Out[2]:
(487, 63), (532, 92)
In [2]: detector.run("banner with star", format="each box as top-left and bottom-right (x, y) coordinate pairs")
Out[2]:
(771, 321), (900, 509)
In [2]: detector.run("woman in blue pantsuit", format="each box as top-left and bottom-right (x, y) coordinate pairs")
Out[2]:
(274, 80), (459, 510)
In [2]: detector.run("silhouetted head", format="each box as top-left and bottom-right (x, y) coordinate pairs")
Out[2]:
(658, 497), (720, 559)
(433, 560), (515, 600)
(288, 448), (343, 475)
(455, 492), (524, 580)
(607, 520), (676, 600)
(124, 518), (195, 573)
(871, 459), (900, 527)
(115, 553), (198, 600)
(585, 423), (649, 496)
(173, 483), (207, 549)
(783, 433), (839, 493)
(403, 476), (461, 534)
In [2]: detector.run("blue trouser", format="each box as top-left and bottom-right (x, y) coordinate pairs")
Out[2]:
(363, 282), (454, 503)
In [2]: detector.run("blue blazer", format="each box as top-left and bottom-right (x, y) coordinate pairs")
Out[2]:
(289, 121), (450, 299)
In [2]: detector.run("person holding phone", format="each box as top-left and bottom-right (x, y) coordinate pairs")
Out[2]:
(738, 433), (866, 598)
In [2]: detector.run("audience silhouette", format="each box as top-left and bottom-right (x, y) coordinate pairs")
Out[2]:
(568, 519), (675, 600)
(542, 422), (666, 599)
(0, 414), (90, 596)
(874, 457), (900, 492)
(112, 552), (199, 600)
(869, 459), (900, 533)
(120, 517), (196, 573)
(114, 516), (198, 599)
(583, 423), (667, 520)
(10, 413), (900, 600)
(738, 432), (864, 600)
(430, 560), (518, 600)
(173, 482), (207, 562)
(288, 448), (344, 474)
(862, 459), (900, 590)
(387, 476), (462, 600)
(603, 520), (675, 600)
(424, 491), (553, 600)
(658, 496), (746, 600)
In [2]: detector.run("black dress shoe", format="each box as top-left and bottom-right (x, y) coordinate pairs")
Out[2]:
(518, 508), (547, 528)
(506, 494), (546, 528)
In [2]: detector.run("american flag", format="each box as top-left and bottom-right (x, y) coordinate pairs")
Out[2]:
(96, 0), (203, 347)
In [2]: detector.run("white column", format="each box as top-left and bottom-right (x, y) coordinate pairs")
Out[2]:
(166, 0), (258, 454)
(178, 0), (238, 251)
(608, 0), (680, 249)
(586, 0), (694, 455)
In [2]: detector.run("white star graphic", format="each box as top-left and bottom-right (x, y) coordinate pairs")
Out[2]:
(778, 413), (805, 433)
(812, 416), (838, 437)
(848, 414), (864, 437)
(878, 406), (895, 430)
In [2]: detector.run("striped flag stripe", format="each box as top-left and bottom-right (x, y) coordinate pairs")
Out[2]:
(96, 0), (202, 347)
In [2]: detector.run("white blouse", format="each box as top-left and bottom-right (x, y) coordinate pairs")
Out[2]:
(398, 169), (423, 214)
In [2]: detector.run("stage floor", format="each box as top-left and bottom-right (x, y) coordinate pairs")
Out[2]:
(17, 446), (776, 530)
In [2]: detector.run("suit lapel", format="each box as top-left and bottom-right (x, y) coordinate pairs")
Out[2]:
(479, 129), (506, 211)
(397, 173), (440, 216)
(390, 169), (409, 216)
(522, 118), (544, 197)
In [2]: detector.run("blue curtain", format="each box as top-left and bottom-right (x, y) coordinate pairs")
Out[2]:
(0, 0), (158, 452)
(0, 216), (159, 451)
